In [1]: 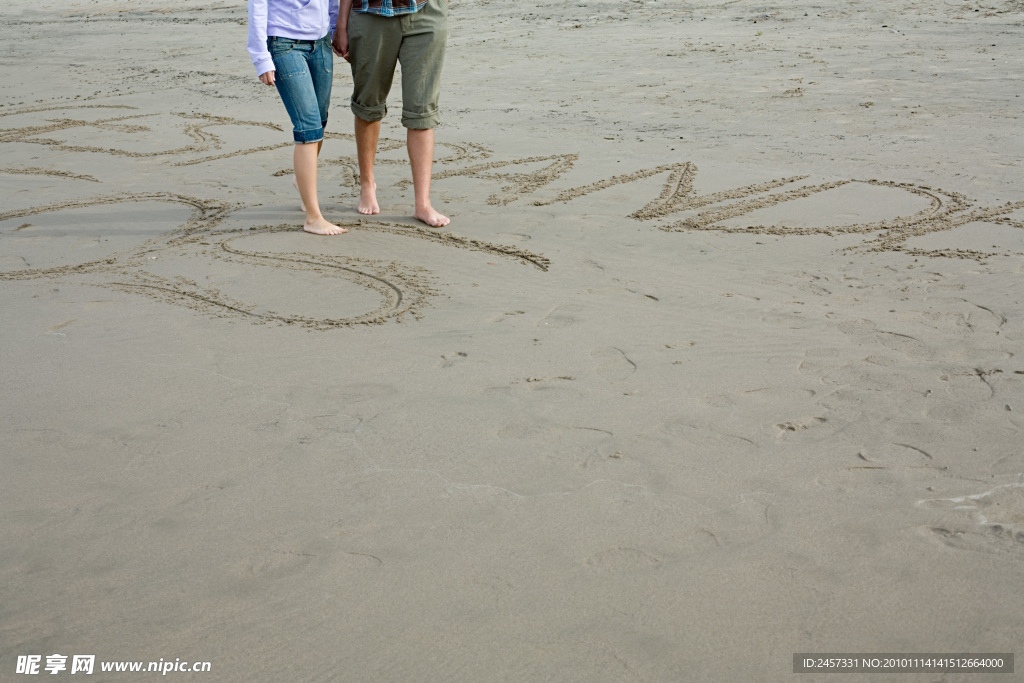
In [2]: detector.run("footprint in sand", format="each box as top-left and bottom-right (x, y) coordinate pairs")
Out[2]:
(918, 481), (1024, 555)
(786, 271), (832, 297)
(238, 548), (317, 579)
(797, 347), (841, 375)
(585, 547), (661, 571)
(855, 443), (934, 467)
(537, 304), (581, 329)
(592, 347), (636, 383)
(649, 419), (756, 451)
(837, 319), (928, 356)
(439, 351), (468, 368)
(775, 417), (827, 436)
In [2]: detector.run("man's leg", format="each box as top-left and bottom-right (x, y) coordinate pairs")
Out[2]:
(398, 0), (448, 226)
(294, 141), (347, 235)
(348, 10), (397, 216)
(407, 127), (449, 227)
(354, 116), (381, 215)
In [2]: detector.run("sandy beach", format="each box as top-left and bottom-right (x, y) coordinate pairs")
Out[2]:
(2, 0), (1023, 680)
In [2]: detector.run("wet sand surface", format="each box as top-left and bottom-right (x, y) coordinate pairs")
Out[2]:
(2, 1), (1023, 680)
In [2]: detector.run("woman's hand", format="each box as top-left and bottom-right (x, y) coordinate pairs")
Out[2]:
(259, 71), (276, 86)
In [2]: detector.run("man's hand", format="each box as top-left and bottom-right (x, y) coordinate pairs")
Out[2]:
(335, 0), (353, 61)
(332, 30), (350, 62)
(259, 71), (276, 86)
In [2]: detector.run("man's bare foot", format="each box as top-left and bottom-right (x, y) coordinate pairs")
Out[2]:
(414, 205), (450, 228)
(291, 175), (306, 212)
(359, 182), (380, 215)
(303, 217), (348, 236)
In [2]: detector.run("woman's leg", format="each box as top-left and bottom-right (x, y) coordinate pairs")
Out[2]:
(294, 141), (345, 235)
(303, 38), (344, 233)
(291, 140), (324, 212)
(272, 37), (344, 235)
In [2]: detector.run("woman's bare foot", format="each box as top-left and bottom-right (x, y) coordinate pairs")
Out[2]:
(414, 204), (450, 228)
(291, 175), (306, 212)
(303, 216), (347, 236)
(359, 181), (380, 215)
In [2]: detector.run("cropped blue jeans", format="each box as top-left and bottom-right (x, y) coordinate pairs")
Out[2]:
(268, 34), (333, 143)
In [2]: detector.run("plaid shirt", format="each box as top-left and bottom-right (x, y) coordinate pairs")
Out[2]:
(353, 0), (426, 17)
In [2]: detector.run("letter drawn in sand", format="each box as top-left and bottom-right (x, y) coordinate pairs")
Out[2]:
(488, 154), (1023, 261)
(4, 101), (1021, 330)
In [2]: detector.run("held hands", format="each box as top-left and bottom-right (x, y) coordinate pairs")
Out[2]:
(333, 0), (351, 61)
(332, 31), (350, 62)
(259, 71), (276, 86)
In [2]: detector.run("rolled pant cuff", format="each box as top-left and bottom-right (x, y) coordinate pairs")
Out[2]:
(293, 127), (324, 144)
(401, 109), (440, 130)
(351, 100), (386, 123)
